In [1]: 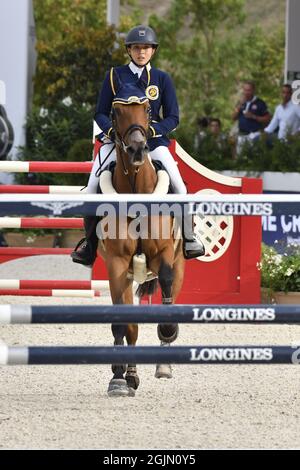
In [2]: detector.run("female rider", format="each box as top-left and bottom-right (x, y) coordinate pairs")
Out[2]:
(71, 25), (205, 266)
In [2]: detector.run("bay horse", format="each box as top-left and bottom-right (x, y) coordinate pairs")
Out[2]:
(97, 73), (185, 397)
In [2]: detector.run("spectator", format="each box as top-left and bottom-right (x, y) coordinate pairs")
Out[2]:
(264, 84), (300, 141)
(194, 116), (209, 152)
(232, 81), (271, 155)
(208, 118), (228, 149)
(208, 118), (222, 136)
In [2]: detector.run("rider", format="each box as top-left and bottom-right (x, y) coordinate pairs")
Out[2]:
(71, 25), (205, 266)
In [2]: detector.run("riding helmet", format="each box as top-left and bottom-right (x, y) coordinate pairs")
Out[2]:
(125, 25), (159, 48)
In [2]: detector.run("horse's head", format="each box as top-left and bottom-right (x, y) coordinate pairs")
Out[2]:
(112, 76), (151, 167)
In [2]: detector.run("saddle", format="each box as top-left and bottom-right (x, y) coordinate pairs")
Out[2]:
(99, 160), (174, 194)
(98, 160), (180, 284)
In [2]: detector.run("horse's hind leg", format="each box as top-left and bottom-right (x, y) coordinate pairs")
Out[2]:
(156, 259), (178, 379)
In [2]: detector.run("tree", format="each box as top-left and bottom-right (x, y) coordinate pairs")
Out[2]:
(34, 27), (126, 108)
(33, 0), (107, 41)
(149, 0), (285, 156)
(32, 0), (138, 108)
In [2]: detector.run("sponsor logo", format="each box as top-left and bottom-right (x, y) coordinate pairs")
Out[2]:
(192, 307), (276, 322)
(189, 347), (273, 362)
(146, 85), (159, 100)
(191, 202), (273, 216)
(31, 202), (84, 215)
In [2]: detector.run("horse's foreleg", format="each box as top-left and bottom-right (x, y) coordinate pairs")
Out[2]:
(171, 246), (185, 303)
(156, 257), (178, 379)
(120, 282), (140, 392)
(125, 323), (140, 391)
(107, 256), (134, 397)
(158, 259), (178, 341)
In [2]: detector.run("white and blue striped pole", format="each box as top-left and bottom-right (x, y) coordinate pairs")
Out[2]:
(1, 304), (300, 324)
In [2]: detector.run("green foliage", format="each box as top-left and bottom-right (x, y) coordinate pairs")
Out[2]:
(33, 0), (106, 40)
(34, 27), (126, 109)
(261, 243), (300, 293)
(183, 132), (300, 173)
(150, 0), (285, 147)
(187, 133), (236, 170)
(23, 0), (291, 182)
(63, 139), (94, 185)
(233, 136), (300, 173)
(32, 0), (139, 108)
(18, 0), (142, 187)
(33, 0), (137, 41)
(235, 26), (285, 111)
(15, 103), (92, 186)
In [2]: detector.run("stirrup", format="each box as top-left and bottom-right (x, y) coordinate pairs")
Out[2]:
(72, 237), (87, 253)
(71, 237), (96, 266)
(183, 238), (205, 260)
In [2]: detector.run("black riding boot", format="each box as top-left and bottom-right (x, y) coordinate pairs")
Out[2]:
(71, 216), (99, 266)
(182, 214), (205, 260)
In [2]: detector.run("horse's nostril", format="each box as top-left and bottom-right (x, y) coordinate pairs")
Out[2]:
(126, 146), (135, 156)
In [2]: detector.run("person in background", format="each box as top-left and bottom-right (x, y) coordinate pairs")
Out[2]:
(264, 84), (300, 142)
(194, 116), (209, 152)
(232, 80), (271, 155)
(208, 118), (222, 137)
(208, 118), (228, 148)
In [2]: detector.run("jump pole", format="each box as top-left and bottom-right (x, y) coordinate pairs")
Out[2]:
(0, 280), (108, 290)
(0, 345), (298, 365)
(0, 289), (101, 298)
(1, 304), (300, 324)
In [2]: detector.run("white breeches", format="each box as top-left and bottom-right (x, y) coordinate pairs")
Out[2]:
(86, 144), (187, 194)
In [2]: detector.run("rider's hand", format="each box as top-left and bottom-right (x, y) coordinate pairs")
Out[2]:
(148, 125), (155, 138)
(108, 129), (116, 142)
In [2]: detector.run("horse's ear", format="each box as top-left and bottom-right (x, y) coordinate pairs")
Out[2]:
(111, 68), (123, 94)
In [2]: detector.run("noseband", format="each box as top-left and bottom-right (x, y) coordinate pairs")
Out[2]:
(118, 123), (149, 154)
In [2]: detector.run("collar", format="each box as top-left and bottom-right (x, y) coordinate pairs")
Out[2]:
(129, 61), (151, 78)
(246, 95), (257, 104)
(282, 99), (292, 108)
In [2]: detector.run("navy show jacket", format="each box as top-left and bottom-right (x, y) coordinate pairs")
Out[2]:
(94, 63), (179, 151)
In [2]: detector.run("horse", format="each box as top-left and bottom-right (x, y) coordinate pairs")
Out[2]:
(97, 73), (185, 397)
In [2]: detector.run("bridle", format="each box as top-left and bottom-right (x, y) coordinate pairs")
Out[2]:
(112, 103), (152, 180)
(118, 123), (149, 155)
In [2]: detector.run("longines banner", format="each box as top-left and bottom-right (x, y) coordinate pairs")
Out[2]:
(262, 214), (300, 246)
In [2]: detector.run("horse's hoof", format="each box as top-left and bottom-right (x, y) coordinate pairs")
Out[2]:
(155, 364), (173, 379)
(125, 373), (140, 391)
(127, 387), (136, 397)
(107, 379), (130, 397)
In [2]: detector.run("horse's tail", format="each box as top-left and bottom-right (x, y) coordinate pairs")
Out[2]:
(135, 279), (159, 299)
